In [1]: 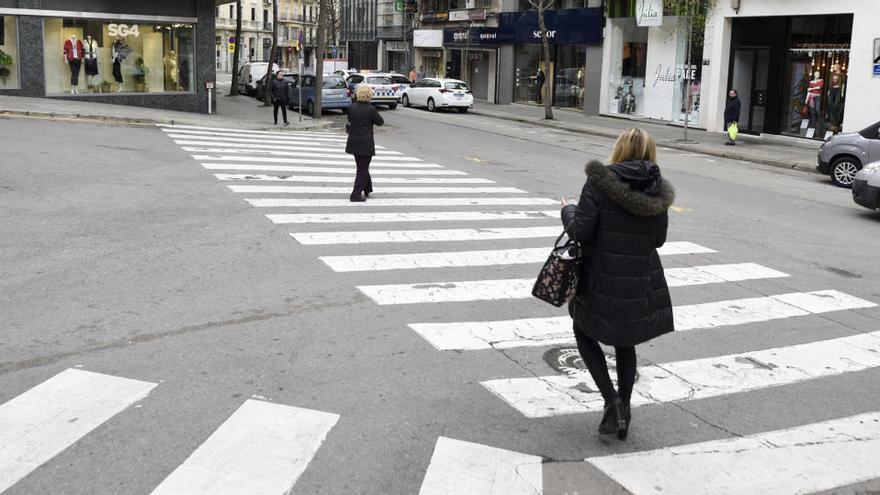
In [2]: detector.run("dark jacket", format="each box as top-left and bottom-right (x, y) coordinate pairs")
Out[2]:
(724, 95), (741, 123)
(345, 101), (384, 156)
(270, 78), (289, 102)
(561, 160), (676, 347)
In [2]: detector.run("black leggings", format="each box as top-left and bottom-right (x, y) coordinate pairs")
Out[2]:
(351, 155), (373, 199)
(273, 100), (288, 124)
(573, 326), (637, 405)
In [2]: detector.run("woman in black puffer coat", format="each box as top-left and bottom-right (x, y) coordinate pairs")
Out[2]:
(561, 127), (675, 441)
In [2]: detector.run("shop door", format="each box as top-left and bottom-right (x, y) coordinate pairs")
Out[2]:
(468, 53), (490, 100)
(729, 48), (770, 133)
(446, 50), (462, 79)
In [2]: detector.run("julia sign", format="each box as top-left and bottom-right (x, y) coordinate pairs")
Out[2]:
(636, 0), (662, 27)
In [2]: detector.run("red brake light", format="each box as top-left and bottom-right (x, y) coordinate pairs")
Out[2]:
(438, 88), (450, 93)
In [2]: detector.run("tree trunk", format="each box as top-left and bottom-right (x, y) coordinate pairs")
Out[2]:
(263, 0), (278, 106)
(314, 0), (327, 117)
(537, 8), (553, 120)
(228, 0), (243, 96)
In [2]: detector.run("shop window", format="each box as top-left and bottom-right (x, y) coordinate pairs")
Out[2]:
(43, 18), (194, 95)
(0, 16), (19, 89)
(553, 45), (586, 109)
(514, 44), (543, 103)
(607, 18), (647, 116)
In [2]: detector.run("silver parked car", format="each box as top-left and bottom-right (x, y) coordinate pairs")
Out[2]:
(852, 161), (880, 210)
(817, 120), (880, 188)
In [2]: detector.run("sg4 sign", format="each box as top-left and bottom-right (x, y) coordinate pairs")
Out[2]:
(108, 24), (141, 38)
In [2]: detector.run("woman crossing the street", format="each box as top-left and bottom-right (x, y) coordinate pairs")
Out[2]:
(345, 85), (384, 202)
(560, 127), (676, 440)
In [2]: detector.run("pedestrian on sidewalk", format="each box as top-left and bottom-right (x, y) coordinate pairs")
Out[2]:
(270, 70), (290, 126)
(560, 128), (675, 441)
(409, 67), (417, 83)
(724, 89), (741, 146)
(345, 85), (384, 202)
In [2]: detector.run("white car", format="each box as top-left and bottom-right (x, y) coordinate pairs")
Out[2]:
(345, 73), (400, 109)
(401, 78), (473, 113)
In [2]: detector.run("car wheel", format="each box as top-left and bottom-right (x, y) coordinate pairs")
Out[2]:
(458, 107), (469, 113)
(830, 157), (861, 188)
(427, 98), (436, 112)
(402, 95), (410, 107)
(307, 100), (315, 116)
(388, 102), (398, 110)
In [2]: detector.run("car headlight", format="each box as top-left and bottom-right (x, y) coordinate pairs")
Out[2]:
(862, 162), (880, 174)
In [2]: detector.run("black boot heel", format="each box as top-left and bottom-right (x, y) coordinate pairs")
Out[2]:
(598, 398), (620, 435)
(616, 400), (631, 441)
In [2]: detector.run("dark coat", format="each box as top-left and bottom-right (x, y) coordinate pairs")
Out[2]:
(270, 78), (289, 102)
(724, 95), (741, 123)
(561, 160), (676, 347)
(345, 101), (384, 156)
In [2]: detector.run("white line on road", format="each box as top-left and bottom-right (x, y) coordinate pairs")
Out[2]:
(320, 242), (714, 272)
(419, 437), (543, 495)
(483, 331), (880, 418)
(159, 124), (346, 140)
(168, 136), (402, 154)
(267, 210), (559, 224)
(0, 369), (157, 493)
(151, 399), (339, 495)
(193, 155), (435, 167)
(165, 128), (354, 145)
(291, 226), (563, 245)
(587, 411), (880, 495)
(183, 147), (421, 161)
(203, 164), (465, 176)
(408, 290), (877, 350)
(251, 197), (555, 208)
(357, 263), (788, 305)
(214, 173), (494, 184)
(229, 185), (527, 194)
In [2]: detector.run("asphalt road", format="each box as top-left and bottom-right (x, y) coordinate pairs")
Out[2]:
(1, 107), (879, 494)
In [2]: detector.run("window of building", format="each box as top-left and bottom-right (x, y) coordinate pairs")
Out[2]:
(251, 8), (256, 21)
(0, 16), (20, 89)
(43, 18), (194, 94)
(263, 9), (268, 25)
(229, 5), (234, 18)
(607, 18), (647, 116)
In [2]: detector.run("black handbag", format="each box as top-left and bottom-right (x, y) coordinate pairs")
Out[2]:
(532, 231), (582, 307)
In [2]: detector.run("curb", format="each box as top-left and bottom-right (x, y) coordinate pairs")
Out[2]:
(471, 109), (820, 175)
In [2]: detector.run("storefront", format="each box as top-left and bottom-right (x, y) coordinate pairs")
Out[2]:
(499, 8), (602, 111)
(702, 1), (879, 139)
(383, 40), (408, 74)
(0, 0), (215, 113)
(442, 27), (497, 102)
(413, 29), (443, 78)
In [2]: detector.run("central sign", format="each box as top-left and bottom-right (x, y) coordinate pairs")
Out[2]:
(636, 0), (663, 27)
(498, 8), (602, 45)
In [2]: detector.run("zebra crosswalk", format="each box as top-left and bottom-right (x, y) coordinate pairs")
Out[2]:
(153, 123), (880, 493)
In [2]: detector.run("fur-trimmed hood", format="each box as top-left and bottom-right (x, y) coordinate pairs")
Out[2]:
(586, 160), (675, 218)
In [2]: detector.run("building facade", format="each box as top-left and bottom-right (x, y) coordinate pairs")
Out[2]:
(341, 0), (378, 69)
(214, 0), (275, 73)
(0, 0), (215, 113)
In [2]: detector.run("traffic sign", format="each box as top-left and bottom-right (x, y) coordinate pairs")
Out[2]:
(228, 43), (235, 53)
(395, 0), (403, 12)
(228, 37), (236, 44)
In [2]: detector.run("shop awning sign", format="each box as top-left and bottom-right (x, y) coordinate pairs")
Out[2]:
(636, 0), (663, 27)
(874, 38), (880, 76)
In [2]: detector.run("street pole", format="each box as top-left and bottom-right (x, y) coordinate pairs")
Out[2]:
(299, 54), (303, 122)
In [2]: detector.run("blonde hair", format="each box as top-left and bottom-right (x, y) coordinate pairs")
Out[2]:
(355, 85), (374, 103)
(609, 128), (657, 164)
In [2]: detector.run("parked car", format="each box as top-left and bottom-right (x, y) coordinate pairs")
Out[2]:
(852, 161), (880, 210)
(236, 62), (270, 97)
(387, 73), (413, 92)
(401, 78), (473, 113)
(817, 120), (880, 188)
(288, 74), (352, 115)
(345, 73), (400, 109)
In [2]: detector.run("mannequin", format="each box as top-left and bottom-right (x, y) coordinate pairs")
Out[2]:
(83, 35), (99, 89)
(63, 34), (84, 94)
(163, 50), (178, 90)
(111, 36), (128, 92)
(806, 71), (824, 132)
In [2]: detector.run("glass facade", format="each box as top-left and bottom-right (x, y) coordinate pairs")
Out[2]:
(0, 16), (19, 88)
(514, 44), (586, 109)
(607, 18), (647, 116)
(44, 18), (194, 94)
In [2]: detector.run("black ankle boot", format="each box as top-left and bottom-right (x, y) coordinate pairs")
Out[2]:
(617, 400), (631, 441)
(598, 397), (620, 435)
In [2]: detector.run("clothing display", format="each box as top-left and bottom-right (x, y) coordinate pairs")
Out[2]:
(68, 59), (81, 85)
(111, 38), (129, 84)
(83, 36), (98, 77)
(63, 37), (83, 62)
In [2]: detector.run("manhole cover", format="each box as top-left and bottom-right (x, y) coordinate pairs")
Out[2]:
(543, 347), (640, 383)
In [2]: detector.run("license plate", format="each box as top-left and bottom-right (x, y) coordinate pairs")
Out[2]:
(454, 93), (464, 98)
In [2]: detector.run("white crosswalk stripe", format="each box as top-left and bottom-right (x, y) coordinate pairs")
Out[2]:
(193, 155), (429, 167)
(268, 210), (559, 224)
(0, 369), (157, 492)
(250, 197), (557, 208)
(291, 226), (564, 245)
(482, 331), (880, 418)
(419, 437), (543, 495)
(168, 137), (402, 154)
(183, 147), (423, 161)
(587, 411), (880, 495)
(408, 290), (877, 350)
(152, 399), (339, 495)
(214, 173), (494, 184)
(203, 164), (467, 175)
(320, 242), (714, 272)
(166, 129), (368, 145)
(357, 263), (788, 305)
(159, 124), (348, 140)
(229, 185), (527, 194)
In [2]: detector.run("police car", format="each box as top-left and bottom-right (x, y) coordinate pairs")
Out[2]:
(345, 72), (401, 109)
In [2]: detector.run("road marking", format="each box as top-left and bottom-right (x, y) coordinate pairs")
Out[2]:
(214, 173), (494, 184)
(159, 124), (347, 140)
(267, 210), (559, 224)
(0, 369), (157, 493)
(250, 197), (556, 207)
(193, 155), (435, 168)
(482, 331), (880, 418)
(357, 263), (788, 305)
(419, 437), (542, 495)
(183, 147), (422, 161)
(164, 129), (356, 145)
(168, 136), (402, 154)
(408, 290), (877, 350)
(229, 185), (527, 194)
(587, 411), (880, 495)
(151, 399), (339, 495)
(203, 164), (465, 176)
(292, 226), (564, 245)
(320, 242), (714, 272)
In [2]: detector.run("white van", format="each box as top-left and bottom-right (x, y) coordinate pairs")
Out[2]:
(236, 62), (269, 97)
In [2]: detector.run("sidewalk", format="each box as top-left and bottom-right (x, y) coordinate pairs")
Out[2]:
(0, 92), (329, 131)
(471, 102), (821, 174)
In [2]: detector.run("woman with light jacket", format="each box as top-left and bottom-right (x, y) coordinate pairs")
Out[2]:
(561, 128), (676, 440)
